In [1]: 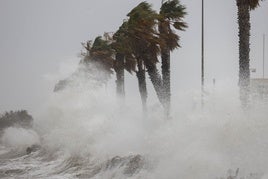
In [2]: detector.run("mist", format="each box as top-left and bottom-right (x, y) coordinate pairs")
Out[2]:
(0, 0), (267, 112)
(2, 61), (266, 178)
(0, 0), (268, 178)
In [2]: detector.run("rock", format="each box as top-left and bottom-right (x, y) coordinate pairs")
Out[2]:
(104, 155), (145, 176)
(26, 144), (40, 154)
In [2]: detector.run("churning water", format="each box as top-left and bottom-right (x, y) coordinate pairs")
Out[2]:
(1, 64), (268, 179)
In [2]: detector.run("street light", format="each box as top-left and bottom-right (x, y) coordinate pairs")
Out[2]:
(201, 0), (204, 88)
(201, 0), (205, 106)
(263, 34), (265, 78)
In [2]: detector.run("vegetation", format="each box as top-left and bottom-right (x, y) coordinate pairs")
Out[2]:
(54, 0), (265, 115)
(54, 0), (266, 115)
(112, 22), (131, 100)
(159, 0), (187, 115)
(52, 1), (185, 115)
(0, 110), (33, 131)
(126, 2), (161, 113)
(82, 36), (114, 82)
(53, 1), (187, 116)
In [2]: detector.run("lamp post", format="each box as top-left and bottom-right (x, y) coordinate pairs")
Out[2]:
(201, 0), (204, 88)
(201, 0), (205, 106)
(263, 34), (265, 79)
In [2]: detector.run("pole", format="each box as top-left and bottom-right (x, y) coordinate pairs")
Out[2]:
(201, 0), (204, 106)
(263, 34), (265, 79)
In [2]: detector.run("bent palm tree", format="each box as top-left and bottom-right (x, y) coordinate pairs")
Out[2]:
(236, 0), (263, 106)
(112, 22), (132, 100)
(114, 53), (125, 98)
(54, 37), (114, 91)
(113, 20), (149, 112)
(159, 0), (187, 116)
(83, 36), (114, 84)
(127, 2), (165, 107)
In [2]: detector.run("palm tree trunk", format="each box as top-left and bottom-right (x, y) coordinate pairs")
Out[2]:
(136, 58), (148, 113)
(159, 21), (171, 117)
(115, 53), (125, 99)
(161, 48), (171, 117)
(237, 0), (251, 107)
(146, 61), (165, 106)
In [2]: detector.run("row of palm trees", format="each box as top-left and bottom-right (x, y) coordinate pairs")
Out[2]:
(81, 0), (187, 117)
(80, 0), (263, 115)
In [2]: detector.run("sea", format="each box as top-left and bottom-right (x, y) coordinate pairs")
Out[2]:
(1, 72), (268, 179)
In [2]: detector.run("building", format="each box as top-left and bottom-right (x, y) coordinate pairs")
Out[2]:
(250, 78), (268, 101)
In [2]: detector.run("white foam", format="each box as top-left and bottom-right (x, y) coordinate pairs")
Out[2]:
(1, 127), (40, 149)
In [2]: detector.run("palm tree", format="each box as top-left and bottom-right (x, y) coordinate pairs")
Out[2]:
(83, 36), (114, 84)
(114, 53), (125, 98)
(113, 20), (149, 112)
(54, 36), (114, 92)
(159, 0), (187, 116)
(112, 23), (130, 100)
(236, 0), (263, 106)
(127, 2), (166, 108)
(136, 57), (148, 113)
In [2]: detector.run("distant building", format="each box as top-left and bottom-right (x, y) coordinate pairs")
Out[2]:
(250, 78), (268, 101)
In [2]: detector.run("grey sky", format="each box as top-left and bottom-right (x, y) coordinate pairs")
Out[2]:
(0, 0), (267, 113)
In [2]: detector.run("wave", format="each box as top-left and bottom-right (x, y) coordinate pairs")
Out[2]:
(1, 70), (268, 178)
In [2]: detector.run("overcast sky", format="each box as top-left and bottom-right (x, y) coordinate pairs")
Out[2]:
(0, 0), (267, 113)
